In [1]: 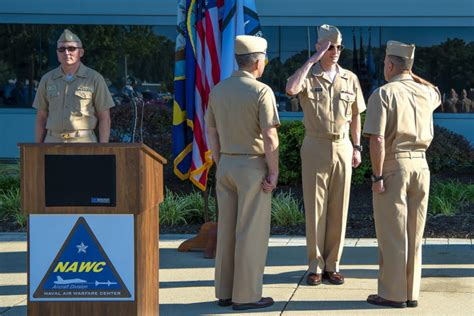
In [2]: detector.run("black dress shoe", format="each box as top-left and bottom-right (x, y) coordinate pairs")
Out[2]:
(407, 300), (418, 308)
(217, 298), (232, 307)
(306, 273), (322, 286)
(232, 297), (274, 310)
(323, 271), (345, 285)
(367, 294), (407, 308)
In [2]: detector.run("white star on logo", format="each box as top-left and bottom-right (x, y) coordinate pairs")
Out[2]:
(76, 242), (88, 254)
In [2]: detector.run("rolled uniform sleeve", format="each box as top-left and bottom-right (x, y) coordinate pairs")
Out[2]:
(258, 86), (280, 129)
(93, 75), (115, 113)
(363, 88), (387, 137)
(352, 77), (366, 115)
(32, 77), (49, 111)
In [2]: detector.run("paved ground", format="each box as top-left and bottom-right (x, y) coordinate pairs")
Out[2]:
(1, 233), (473, 315)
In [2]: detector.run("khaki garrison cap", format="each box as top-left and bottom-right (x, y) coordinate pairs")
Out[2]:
(386, 40), (415, 60)
(235, 35), (267, 55)
(317, 24), (342, 44)
(57, 29), (82, 46)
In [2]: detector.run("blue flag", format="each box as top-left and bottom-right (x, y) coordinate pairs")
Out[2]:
(220, 0), (263, 80)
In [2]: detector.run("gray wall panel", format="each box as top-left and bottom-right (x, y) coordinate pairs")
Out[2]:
(0, 0), (472, 26)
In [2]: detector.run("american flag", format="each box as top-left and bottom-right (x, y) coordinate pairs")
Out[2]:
(172, 0), (224, 191)
(190, 0), (223, 190)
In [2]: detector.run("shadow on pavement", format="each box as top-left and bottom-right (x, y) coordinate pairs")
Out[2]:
(0, 252), (26, 273)
(0, 286), (26, 296)
(160, 244), (473, 269)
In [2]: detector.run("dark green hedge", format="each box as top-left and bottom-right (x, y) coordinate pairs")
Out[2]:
(277, 120), (473, 186)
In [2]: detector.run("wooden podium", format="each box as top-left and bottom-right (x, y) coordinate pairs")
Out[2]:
(19, 143), (166, 316)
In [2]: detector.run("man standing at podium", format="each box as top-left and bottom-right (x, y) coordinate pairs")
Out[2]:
(206, 35), (280, 311)
(33, 29), (115, 143)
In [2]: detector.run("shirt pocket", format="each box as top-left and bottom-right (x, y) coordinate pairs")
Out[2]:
(306, 86), (325, 116)
(74, 90), (94, 116)
(46, 85), (61, 110)
(340, 91), (356, 118)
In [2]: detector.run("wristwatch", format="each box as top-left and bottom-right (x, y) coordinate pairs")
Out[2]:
(353, 144), (363, 152)
(371, 175), (384, 183)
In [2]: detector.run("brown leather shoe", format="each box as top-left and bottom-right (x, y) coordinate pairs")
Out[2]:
(217, 298), (232, 307)
(323, 271), (345, 285)
(306, 273), (322, 286)
(367, 294), (407, 308)
(232, 297), (274, 310)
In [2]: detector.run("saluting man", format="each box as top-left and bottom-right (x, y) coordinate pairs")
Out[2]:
(33, 29), (115, 143)
(286, 24), (366, 286)
(206, 35), (280, 311)
(363, 40), (441, 308)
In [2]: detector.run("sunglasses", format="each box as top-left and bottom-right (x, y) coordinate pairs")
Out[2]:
(57, 46), (82, 53)
(328, 45), (344, 51)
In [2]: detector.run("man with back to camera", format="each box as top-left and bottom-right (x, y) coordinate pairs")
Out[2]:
(33, 29), (115, 143)
(363, 40), (441, 308)
(286, 24), (366, 286)
(206, 35), (280, 311)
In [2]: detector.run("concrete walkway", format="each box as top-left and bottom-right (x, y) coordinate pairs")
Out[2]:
(1, 233), (473, 315)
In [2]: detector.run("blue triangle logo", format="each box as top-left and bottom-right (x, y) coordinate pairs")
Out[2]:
(33, 217), (131, 299)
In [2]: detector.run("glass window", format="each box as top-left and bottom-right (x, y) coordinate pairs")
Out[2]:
(0, 25), (176, 109)
(381, 27), (474, 113)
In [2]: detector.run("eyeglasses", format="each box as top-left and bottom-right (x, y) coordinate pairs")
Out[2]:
(56, 46), (82, 53)
(328, 45), (344, 51)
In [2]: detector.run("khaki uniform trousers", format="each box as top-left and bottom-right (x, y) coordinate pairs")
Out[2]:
(214, 155), (271, 304)
(44, 130), (97, 143)
(374, 154), (430, 302)
(301, 135), (353, 274)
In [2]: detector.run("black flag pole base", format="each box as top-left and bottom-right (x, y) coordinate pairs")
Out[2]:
(177, 221), (217, 259)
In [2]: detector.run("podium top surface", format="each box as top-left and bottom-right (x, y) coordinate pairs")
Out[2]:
(18, 142), (167, 164)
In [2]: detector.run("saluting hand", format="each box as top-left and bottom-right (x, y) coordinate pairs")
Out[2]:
(308, 41), (331, 64)
(372, 180), (385, 194)
(262, 174), (278, 193)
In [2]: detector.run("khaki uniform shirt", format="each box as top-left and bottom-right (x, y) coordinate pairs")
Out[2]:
(298, 63), (366, 137)
(33, 63), (115, 132)
(206, 70), (280, 155)
(363, 74), (441, 154)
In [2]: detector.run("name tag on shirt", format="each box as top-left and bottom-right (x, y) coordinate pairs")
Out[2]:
(314, 87), (323, 93)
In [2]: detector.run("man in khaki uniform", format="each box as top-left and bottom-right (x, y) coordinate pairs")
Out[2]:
(33, 29), (114, 143)
(443, 88), (458, 113)
(363, 41), (441, 308)
(457, 89), (472, 113)
(286, 25), (365, 286)
(206, 35), (280, 311)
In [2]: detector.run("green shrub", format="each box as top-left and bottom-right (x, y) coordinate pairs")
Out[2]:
(429, 180), (474, 216)
(278, 120), (305, 185)
(278, 120), (372, 185)
(179, 190), (217, 223)
(427, 126), (474, 173)
(0, 176), (20, 194)
(271, 191), (304, 226)
(0, 187), (26, 228)
(159, 188), (217, 226)
(0, 163), (20, 194)
(277, 121), (473, 186)
(159, 189), (194, 226)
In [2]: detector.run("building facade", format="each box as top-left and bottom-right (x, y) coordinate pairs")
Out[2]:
(0, 0), (473, 158)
